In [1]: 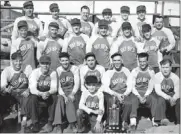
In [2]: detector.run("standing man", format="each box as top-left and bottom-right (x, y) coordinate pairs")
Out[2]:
(53, 52), (79, 133)
(62, 18), (89, 66)
(129, 53), (158, 129)
(142, 24), (162, 72)
(87, 19), (113, 70)
(1, 51), (32, 131)
(37, 22), (64, 70)
(11, 20), (37, 70)
(12, 1), (43, 41)
(80, 52), (105, 92)
(110, 22), (143, 72)
(92, 8), (117, 38)
(27, 55), (58, 133)
(80, 5), (94, 37)
(43, 3), (73, 39)
(152, 16), (175, 56)
(154, 57), (180, 125)
(133, 5), (151, 42)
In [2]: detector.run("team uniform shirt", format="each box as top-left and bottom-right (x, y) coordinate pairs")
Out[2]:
(80, 65), (105, 92)
(29, 67), (57, 95)
(110, 36), (144, 71)
(86, 35), (113, 69)
(154, 72), (179, 100)
(92, 21), (118, 38)
(152, 27), (175, 52)
(130, 66), (155, 97)
(102, 67), (132, 96)
(132, 18), (151, 41)
(79, 90), (104, 122)
(11, 37), (38, 70)
(143, 37), (162, 67)
(57, 65), (80, 96)
(37, 38), (64, 70)
(80, 19), (94, 37)
(12, 16), (43, 41)
(62, 33), (89, 66)
(1, 65), (32, 94)
(43, 17), (73, 38)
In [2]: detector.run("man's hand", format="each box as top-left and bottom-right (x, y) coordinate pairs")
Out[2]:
(21, 90), (30, 98)
(68, 93), (75, 102)
(170, 97), (176, 106)
(117, 94), (124, 104)
(94, 121), (103, 133)
(63, 95), (69, 104)
(91, 110), (103, 115)
(42, 92), (50, 100)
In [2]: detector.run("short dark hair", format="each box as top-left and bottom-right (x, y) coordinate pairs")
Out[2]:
(111, 52), (122, 59)
(155, 15), (164, 20)
(85, 75), (99, 85)
(11, 51), (23, 60)
(160, 59), (172, 66)
(81, 5), (90, 12)
(138, 52), (149, 60)
(85, 52), (96, 60)
(59, 52), (70, 59)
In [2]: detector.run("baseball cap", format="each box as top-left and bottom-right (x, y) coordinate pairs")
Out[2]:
(17, 20), (28, 29)
(49, 3), (59, 11)
(102, 8), (112, 16)
(142, 24), (151, 33)
(11, 51), (23, 60)
(98, 19), (108, 28)
(71, 18), (81, 26)
(122, 22), (132, 30)
(137, 5), (146, 13)
(85, 75), (99, 85)
(39, 55), (51, 64)
(23, 1), (33, 8)
(121, 6), (130, 13)
(49, 22), (59, 29)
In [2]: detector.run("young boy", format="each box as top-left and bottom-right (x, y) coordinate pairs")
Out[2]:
(11, 20), (37, 70)
(142, 24), (162, 72)
(37, 22), (64, 70)
(62, 18), (89, 66)
(77, 75), (104, 133)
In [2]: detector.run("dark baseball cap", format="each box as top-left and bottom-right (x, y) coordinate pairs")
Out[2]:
(122, 22), (132, 30)
(18, 20), (28, 29)
(49, 22), (59, 29)
(85, 75), (99, 85)
(49, 3), (59, 11)
(102, 8), (112, 16)
(23, 1), (33, 8)
(142, 24), (151, 33)
(39, 55), (51, 64)
(121, 6), (130, 13)
(137, 5), (146, 13)
(98, 19), (108, 28)
(11, 51), (23, 60)
(71, 18), (81, 26)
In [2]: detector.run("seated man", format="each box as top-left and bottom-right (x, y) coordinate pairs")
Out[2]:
(27, 55), (58, 133)
(102, 52), (134, 131)
(77, 75), (104, 133)
(154, 56), (180, 125)
(129, 52), (158, 129)
(80, 52), (105, 92)
(53, 52), (79, 133)
(1, 51), (32, 130)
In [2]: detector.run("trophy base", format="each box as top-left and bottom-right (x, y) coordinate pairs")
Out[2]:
(104, 125), (121, 133)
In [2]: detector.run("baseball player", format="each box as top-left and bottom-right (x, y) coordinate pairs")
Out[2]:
(43, 3), (73, 39)
(11, 1), (43, 41)
(80, 52), (105, 92)
(87, 19), (114, 70)
(77, 75), (104, 133)
(152, 16), (176, 56)
(154, 57), (180, 125)
(1, 51), (32, 131)
(80, 5), (94, 37)
(62, 18), (89, 66)
(11, 20), (37, 70)
(37, 22), (64, 70)
(27, 55), (58, 133)
(53, 52), (79, 133)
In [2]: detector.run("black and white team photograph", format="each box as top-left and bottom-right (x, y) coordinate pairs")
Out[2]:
(0, 0), (180, 133)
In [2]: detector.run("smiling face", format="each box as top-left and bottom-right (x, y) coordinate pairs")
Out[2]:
(51, 8), (60, 19)
(137, 11), (146, 20)
(123, 28), (131, 37)
(112, 55), (123, 70)
(23, 6), (34, 17)
(154, 17), (164, 30)
(48, 26), (58, 38)
(86, 56), (96, 69)
(103, 13), (112, 21)
(99, 26), (108, 36)
(12, 57), (23, 71)
(85, 83), (100, 94)
(18, 26), (28, 38)
(60, 57), (70, 70)
(81, 8), (90, 21)
(121, 12), (129, 20)
(138, 57), (148, 70)
(143, 31), (151, 40)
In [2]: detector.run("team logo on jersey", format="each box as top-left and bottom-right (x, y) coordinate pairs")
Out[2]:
(37, 75), (51, 91)
(93, 44), (108, 51)
(161, 78), (174, 94)
(112, 78), (126, 85)
(45, 46), (59, 54)
(69, 41), (85, 49)
(144, 41), (157, 52)
(86, 96), (99, 110)
(59, 76), (74, 83)
(136, 77), (149, 84)
(20, 43), (32, 52)
(119, 46), (136, 53)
